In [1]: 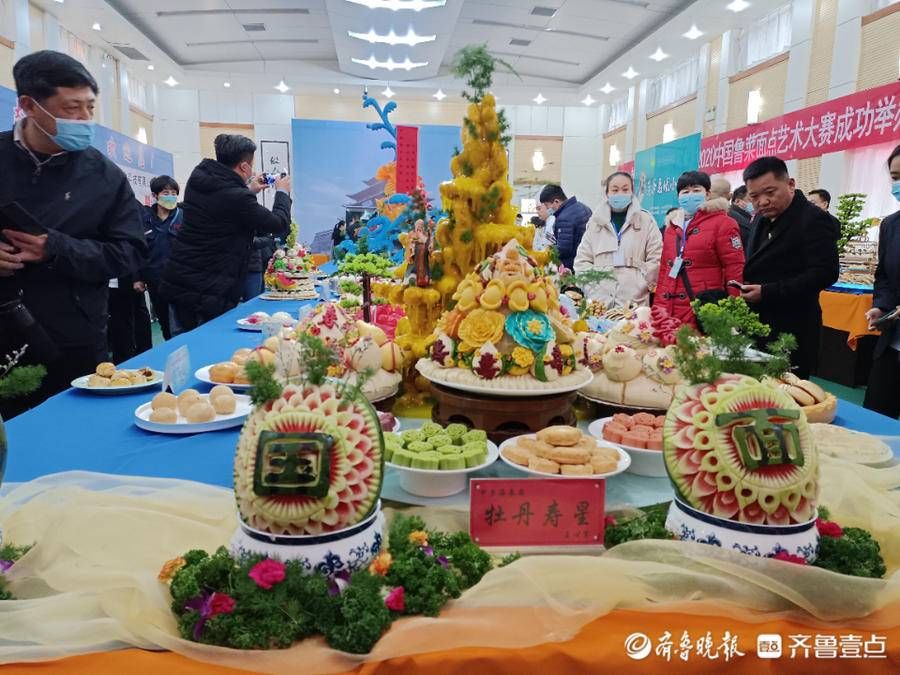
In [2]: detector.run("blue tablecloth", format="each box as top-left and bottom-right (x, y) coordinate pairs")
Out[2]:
(5, 272), (899, 490)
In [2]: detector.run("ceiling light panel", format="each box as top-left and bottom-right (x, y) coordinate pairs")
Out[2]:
(600, 82), (615, 94)
(345, 0), (447, 10)
(649, 47), (668, 62)
(683, 24), (704, 40)
(347, 27), (436, 46)
(622, 66), (639, 79)
(351, 55), (429, 71)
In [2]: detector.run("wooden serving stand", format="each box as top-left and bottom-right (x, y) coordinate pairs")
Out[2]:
(578, 394), (667, 419)
(430, 383), (577, 444)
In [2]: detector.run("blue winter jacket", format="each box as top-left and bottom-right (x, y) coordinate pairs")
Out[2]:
(552, 196), (592, 270)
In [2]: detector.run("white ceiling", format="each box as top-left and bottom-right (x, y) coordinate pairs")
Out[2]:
(32, 0), (791, 105)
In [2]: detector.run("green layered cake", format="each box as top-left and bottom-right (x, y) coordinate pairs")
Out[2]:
(384, 423), (490, 472)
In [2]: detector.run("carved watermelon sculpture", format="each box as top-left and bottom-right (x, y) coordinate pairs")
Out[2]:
(663, 374), (818, 526)
(234, 382), (383, 535)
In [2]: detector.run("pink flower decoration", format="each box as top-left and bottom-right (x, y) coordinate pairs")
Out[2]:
(815, 518), (843, 538)
(248, 559), (286, 590)
(384, 586), (405, 612)
(772, 551), (807, 565)
(209, 592), (236, 615)
(604, 515), (617, 528)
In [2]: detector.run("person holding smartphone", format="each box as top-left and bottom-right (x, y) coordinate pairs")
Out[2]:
(0, 51), (146, 418)
(863, 144), (900, 418)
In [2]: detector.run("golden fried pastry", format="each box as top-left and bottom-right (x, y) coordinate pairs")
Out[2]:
(233, 369), (251, 385)
(185, 401), (215, 423)
(211, 395), (236, 415)
(149, 407), (178, 424)
(109, 375), (133, 387)
(247, 348), (275, 366)
(209, 362), (237, 383)
(590, 457), (618, 474)
(591, 445), (620, 462)
(177, 389), (201, 415)
(528, 456), (560, 474)
(127, 371), (146, 384)
(95, 362), (115, 378)
(87, 374), (111, 387)
(535, 444), (591, 465)
(536, 425), (582, 447)
(561, 463), (594, 476)
(210, 385), (235, 399)
(518, 437), (556, 455)
(502, 444), (535, 466)
(151, 392), (178, 410)
(136, 367), (154, 378)
(231, 348), (253, 366)
(573, 436), (598, 452)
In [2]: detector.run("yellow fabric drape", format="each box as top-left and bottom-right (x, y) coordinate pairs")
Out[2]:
(0, 456), (897, 673)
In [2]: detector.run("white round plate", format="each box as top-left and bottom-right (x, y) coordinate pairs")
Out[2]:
(236, 317), (296, 331)
(587, 417), (667, 478)
(71, 369), (164, 395)
(260, 291), (318, 301)
(416, 361), (593, 398)
(386, 440), (499, 498)
(577, 392), (666, 411)
(195, 365), (253, 391)
(134, 394), (251, 434)
(498, 433), (630, 479)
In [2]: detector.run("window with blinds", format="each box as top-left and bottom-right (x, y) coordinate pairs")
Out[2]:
(57, 26), (90, 64)
(126, 75), (149, 112)
(607, 95), (630, 132)
(732, 3), (793, 72)
(646, 55), (700, 113)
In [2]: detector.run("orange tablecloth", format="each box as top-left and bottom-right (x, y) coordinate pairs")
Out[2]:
(4, 607), (898, 674)
(820, 290), (879, 350)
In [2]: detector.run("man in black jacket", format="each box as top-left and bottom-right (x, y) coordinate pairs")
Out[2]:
(0, 51), (146, 417)
(739, 157), (839, 379)
(730, 185), (754, 248)
(161, 134), (291, 334)
(539, 184), (591, 271)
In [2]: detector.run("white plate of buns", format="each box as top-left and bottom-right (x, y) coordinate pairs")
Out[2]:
(72, 362), (163, 394)
(134, 386), (251, 434)
(499, 426), (630, 479)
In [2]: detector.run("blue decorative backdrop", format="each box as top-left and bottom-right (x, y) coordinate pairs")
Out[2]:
(634, 133), (702, 226)
(291, 118), (459, 246)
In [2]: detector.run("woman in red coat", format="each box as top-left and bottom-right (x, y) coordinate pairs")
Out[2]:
(653, 171), (745, 326)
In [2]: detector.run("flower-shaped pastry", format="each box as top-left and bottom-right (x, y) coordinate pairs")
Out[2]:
(479, 279), (506, 310)
(458, 309), (506, 350)
(453, 276), (482, 313)
(506, 310), (554, 354)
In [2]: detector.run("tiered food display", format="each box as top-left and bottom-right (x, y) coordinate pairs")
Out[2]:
(416, 240), (591, 392)
(577, 305), (685, 409)
(263, 245), (318, 299)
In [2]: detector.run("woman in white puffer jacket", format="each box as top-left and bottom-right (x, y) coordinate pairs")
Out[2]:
(573, 172), (663, 309)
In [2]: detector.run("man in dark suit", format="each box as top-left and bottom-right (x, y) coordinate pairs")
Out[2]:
(739, 157), (839, 379)
(862, 144), (900, 418)
(730, 185), (754, 248)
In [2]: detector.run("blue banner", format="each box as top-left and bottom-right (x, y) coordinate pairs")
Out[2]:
(291, 118), (459, 245)
(0, 84), (15, 132)
(635, 133), (702, 226)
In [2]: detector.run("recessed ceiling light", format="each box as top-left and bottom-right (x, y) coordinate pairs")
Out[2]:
(333, 87), (341, 94)
(164, 76), (178, 87)
(92, 22), (101, 31)
(223, 81), (231, 88)
(433, 88), (446, 101)
(146, 64), (155, 71)
(382, 86), (395, 98)
(344, 0), (446, 11)
(347, 28), (436, 46)
(622, 66), (639, 79)
(582, 94), (596, 106)
(649, 47), (669, 62)
(683, 24), (703, 40)
(600, 82), (615, 94)
(533, 93), (547, 104)
(351, 55), (429, 71)
(726, 0), (750, 12)
(275, 79), (290, 93)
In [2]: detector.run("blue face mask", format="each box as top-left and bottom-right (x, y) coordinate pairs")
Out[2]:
(157, 194), (178, 210)
(892, 180), (900, 202)
(745, 202), (754, 214)
(678, 192), (706, 217)
(33, 100), (95, 151)
(608, 194), (632, 211)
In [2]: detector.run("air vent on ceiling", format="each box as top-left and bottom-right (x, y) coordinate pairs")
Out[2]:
(531, 6), (557, 16)
(243, 23), (266, 32)
(112, 45), (149, 60)
(510, 38), (532, 46)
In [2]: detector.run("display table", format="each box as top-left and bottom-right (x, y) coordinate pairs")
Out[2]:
(2, 293), (899, 672)
(817, 290), (880, 387)
(820, 289), (879, 350)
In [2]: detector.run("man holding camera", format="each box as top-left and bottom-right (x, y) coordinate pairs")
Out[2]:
(160, 134), (291, 335)
(0, 51), (146, 418)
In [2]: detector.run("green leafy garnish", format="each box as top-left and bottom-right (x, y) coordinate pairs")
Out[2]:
(243, 360), (282, 406)
(814, 527), (886, 578)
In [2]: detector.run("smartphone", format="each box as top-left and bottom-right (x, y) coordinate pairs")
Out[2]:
(872, 307), (900, 328)
(727, 280), (744, 290)
(0, 201), (47, 236)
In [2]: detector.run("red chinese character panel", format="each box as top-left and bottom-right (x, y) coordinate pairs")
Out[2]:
(469, 478), (605, 548)
(395, 125), (419, 195)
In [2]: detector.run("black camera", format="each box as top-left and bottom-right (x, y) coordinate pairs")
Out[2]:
(0, 279), (59, 363)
